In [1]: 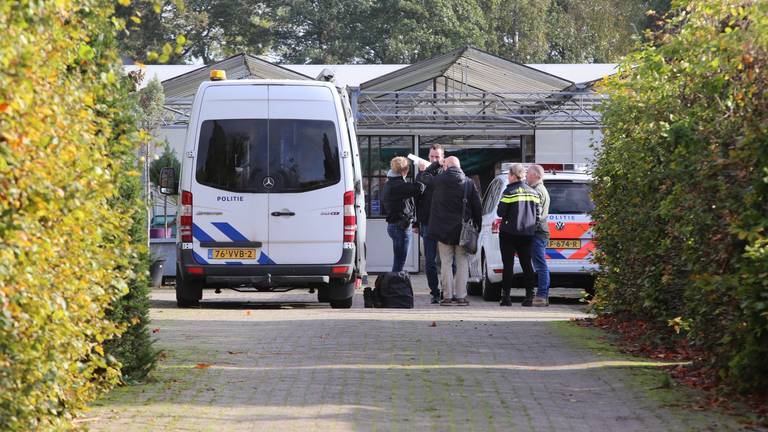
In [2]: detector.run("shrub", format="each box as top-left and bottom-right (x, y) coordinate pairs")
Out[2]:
(593, 0), (768, 393)
(0, 0), (147, 429)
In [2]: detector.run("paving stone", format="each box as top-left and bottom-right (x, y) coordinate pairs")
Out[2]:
(89, 275), (744, 431)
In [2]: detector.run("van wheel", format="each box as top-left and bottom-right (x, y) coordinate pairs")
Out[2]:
(176, 264), (203, 308)
(330, 297), (353, 309)
(317, 289), (330, 303)
(481, 257), (502, 302)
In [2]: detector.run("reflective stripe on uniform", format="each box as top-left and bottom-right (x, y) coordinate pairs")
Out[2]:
(500, 193), (541, 204)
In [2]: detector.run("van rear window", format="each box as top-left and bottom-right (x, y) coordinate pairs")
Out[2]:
(195, 119), (340, 193)
(544, 181), (595, 214)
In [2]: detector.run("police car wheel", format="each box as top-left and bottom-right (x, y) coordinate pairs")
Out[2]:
(330, 297), (353, 309)
(466, 266), (482, 296)
(481, 255), (502, 302)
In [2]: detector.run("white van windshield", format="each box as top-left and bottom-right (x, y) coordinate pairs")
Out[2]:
(545, 181), (595, 214)
(195, 119), (340, 193)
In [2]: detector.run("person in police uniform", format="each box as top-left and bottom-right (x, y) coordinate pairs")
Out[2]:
(497, 163), (541, 307)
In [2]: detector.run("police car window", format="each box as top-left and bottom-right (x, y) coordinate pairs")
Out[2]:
(544, 181), (595, 214)
(268, 119), (341, 193)
(195, 119), (269, 193)
(482, 179), (501, 215)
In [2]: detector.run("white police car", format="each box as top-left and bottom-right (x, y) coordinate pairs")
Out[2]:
(467, 164), (597, 300)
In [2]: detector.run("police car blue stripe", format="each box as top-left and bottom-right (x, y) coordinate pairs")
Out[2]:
(192, 251), (209, 264)
(546, 249), (567, 259)
(212, 222), (248, 241)
(225, 261), (243, 265)
(193, 223), (216, 242)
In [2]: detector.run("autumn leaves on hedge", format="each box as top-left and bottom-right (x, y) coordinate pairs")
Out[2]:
(0, 1), (150, 430)
(593, 0), (768, 394)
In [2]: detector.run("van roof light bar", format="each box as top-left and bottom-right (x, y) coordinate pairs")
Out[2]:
(210, 70), (227, 81)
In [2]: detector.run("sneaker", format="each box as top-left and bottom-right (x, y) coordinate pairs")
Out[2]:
(521, 298), (533, 307)
(440, 298), (453, 306)
(456, 298), (469, 306)
(532, 297), (549, 307)
(430, 295), (440, 304)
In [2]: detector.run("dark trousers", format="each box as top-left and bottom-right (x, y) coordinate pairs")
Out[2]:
(420, 224), (440, 298)
(499, 232), (535, 296)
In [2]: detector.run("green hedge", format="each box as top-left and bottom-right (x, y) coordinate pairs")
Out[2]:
(593, 0), (768, 393)
(0, 1), (147, 429)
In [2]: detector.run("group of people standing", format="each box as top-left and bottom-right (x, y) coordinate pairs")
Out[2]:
(381, 144), (550, 307)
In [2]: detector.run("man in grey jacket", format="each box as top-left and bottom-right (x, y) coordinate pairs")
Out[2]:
(526, 164), (551, 307)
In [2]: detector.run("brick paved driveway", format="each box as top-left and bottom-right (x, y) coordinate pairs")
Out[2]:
(89, 275), (743, 431)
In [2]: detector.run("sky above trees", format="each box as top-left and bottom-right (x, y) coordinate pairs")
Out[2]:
(118, 0), (672, 64)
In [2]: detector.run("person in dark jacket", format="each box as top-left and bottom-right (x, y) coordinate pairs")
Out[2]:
(414, 144), (445, 304)
(497, 163), (541, 306)
(382, 156), (425, 272)
(419, 156), (481, 306)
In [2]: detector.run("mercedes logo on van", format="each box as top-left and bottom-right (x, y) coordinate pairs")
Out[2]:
(555, 221), (566, 231)
(263, 176), (275, 189)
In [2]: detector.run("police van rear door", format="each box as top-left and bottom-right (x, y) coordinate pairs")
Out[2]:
(266, 84), (345, 265)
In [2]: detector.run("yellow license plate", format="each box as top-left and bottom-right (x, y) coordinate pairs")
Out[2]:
(548, 239), (581, 249)
(209, 248), (256, 259)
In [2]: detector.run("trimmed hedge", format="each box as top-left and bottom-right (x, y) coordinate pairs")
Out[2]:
(593, 1), (768, 393)
(0, 1), (147, 429)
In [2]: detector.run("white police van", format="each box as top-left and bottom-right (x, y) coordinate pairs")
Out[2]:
(163, 72), (367, 308)
(467, 163), (597, 300)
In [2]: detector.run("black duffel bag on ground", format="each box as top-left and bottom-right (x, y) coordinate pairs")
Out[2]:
(369, 271), (414, 308)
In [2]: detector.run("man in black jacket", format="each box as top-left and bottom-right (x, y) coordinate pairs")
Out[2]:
(382, 156), (425, 272)
(414, 144), (445, 304)
(497, 163), (541, 306)
(419, 156), (481, 306)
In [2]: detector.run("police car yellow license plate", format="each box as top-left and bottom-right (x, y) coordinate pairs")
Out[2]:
(209, 248), (256, 259)
(548, 239), (581, 249)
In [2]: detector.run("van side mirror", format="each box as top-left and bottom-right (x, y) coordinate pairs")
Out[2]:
(159, 167), (177, 195)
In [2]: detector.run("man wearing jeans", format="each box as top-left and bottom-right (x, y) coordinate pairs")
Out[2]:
(526, 164), (551, 307)
(415, 144), (445, 304)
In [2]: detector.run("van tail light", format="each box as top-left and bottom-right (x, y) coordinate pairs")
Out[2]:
(180, 190), (193, 243)
(332, 266), (350, 274)
(343, 191), (357, 243)
(491, 218), (502, 234)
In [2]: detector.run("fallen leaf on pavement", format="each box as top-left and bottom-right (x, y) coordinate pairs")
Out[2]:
(195, 363), (212, 369)
(227, 351), (244, 355)
(151, 328), (160, 334)
(429, 321), (437, 327)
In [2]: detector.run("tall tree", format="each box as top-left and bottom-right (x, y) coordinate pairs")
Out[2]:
(118, 0), (272, 63)
(271, 0), (371, 64)
(117, 0), (672, 65)
(362, 0), (488, 63)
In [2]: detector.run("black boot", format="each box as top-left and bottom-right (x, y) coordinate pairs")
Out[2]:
(521, 287), (534, 307)
(500, 289), (512, 306)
